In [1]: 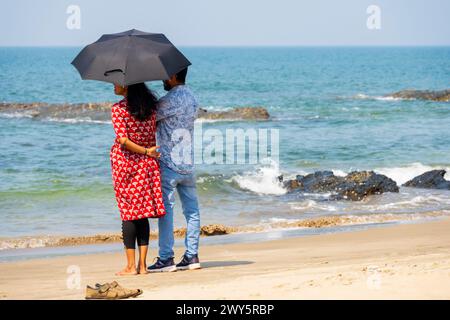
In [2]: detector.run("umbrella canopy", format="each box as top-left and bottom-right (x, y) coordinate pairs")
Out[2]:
(71, 29), (191, 86)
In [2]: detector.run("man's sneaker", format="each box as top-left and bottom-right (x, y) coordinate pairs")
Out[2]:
(176, 254), (201, 270)
(147, 257), (177, 273)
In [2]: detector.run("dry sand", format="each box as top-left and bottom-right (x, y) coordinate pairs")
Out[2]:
(0, 218), (449, 300)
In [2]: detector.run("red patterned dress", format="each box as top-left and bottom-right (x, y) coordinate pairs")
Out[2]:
(110, 99), (165, 221)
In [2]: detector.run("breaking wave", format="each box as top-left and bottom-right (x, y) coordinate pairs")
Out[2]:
(374, 162), (450, 185)
(229, 160), (287, 195)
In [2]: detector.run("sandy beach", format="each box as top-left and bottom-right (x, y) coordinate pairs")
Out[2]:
(0, 218), (449, 300)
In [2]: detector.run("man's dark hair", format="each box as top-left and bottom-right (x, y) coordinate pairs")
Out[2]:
(175, 67), (188, 83)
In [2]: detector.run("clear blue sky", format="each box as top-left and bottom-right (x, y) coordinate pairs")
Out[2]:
(1, 0), (449, 46)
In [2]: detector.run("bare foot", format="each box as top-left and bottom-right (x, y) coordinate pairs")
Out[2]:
(137, 265), (148, 274)
(115, 267), (138, 276)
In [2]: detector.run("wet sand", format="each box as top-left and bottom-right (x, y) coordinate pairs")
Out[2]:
(0, 218), (449, 300)
(2, 211), (446, 250)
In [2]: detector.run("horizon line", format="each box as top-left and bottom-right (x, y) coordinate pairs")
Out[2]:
(1, 44), (450, 48)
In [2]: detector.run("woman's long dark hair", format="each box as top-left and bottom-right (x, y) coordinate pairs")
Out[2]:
(126, 83), (158, 121)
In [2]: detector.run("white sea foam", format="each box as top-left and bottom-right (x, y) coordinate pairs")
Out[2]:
(196, 175), (221, 184)
(332, 169), (347, 177)
(201, 105), (233, 112)
(0, 236), (55, 251)
(341, 106), (360, 111)
(0, 112), (34, 119)
(374, 96), (409, 101)
(196, 176), (208, 184)
(289, 200), (338, 212)
(231, 160), (287, 195)
(362, 195), (450, 212)
(325, 163), (449, 185)
(230, 162), (449, 196)
(0, 112), (111, 124)
(45, 117), (110, 124)
(353, 93), (371, 100)
(253, 211), (450, 232)
(352, 93), (413, 101)
(374, 162), (450, 185)
(289, 200), (317, 211)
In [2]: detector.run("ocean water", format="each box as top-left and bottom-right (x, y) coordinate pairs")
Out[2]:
(1, 47), (450, 247)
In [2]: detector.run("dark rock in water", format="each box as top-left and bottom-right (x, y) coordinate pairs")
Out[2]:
(403, 170), (450, 190)
(335, 171), (399, 201)
(386, 89), (450, 102)
(0, 103), (270, 122)
(282, 170), (399, 201)
(284, 171), (341, 193)
(198, 107), (270, 120)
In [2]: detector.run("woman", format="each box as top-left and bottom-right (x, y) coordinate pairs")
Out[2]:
(110, 82), (165, 276)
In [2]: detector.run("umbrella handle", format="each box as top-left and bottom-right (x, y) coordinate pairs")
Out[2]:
(104, 69), (124, 76)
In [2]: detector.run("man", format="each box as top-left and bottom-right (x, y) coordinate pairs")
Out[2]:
(147, 67), (201, 272)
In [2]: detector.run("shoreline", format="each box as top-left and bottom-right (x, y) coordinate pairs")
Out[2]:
(1, 211), (447, 253)
(0, 220), (404, 263)
(0, 217), (449, 299)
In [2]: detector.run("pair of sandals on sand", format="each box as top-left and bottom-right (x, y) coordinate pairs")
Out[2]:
(86, 281), (143, 299)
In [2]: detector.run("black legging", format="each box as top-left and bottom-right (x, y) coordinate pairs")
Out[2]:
(121, 219), (150, 249)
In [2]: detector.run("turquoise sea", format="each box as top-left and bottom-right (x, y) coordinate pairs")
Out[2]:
(1, 47), (450, 249)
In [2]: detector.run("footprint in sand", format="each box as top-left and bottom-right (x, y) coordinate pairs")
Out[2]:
(307, 280), (316, 287)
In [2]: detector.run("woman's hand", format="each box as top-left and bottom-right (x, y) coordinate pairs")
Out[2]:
(118, 137), (160, 158)
(146, 146), (160, 158)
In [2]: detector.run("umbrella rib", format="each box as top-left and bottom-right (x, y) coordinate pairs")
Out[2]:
(106, 36), (131, 85)
(123, 36), (134, 85)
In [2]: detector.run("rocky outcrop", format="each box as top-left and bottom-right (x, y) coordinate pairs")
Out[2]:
(0, 103), (270, 122)
(282, 170), (399, 201)
(283, 171), (341, 193)
(0, 102), (113, 122)
(403, 170), (450, 190)
(174, 224), (239, 238)
(200, 224), (238, 236)
(386, 89), (450, 102)
(198, 107), (270, 120)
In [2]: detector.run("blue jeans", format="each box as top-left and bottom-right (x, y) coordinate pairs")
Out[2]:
(158, 162), (200, 260)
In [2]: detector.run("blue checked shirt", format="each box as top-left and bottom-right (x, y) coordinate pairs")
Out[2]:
(156, 85), (198, 174)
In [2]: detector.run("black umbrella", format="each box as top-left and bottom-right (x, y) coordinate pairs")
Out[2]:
(71, 29), (191, 86)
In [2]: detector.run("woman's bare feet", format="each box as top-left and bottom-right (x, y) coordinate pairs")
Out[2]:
(115, 267), (138, 276)
(137, 265), (148, 274)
